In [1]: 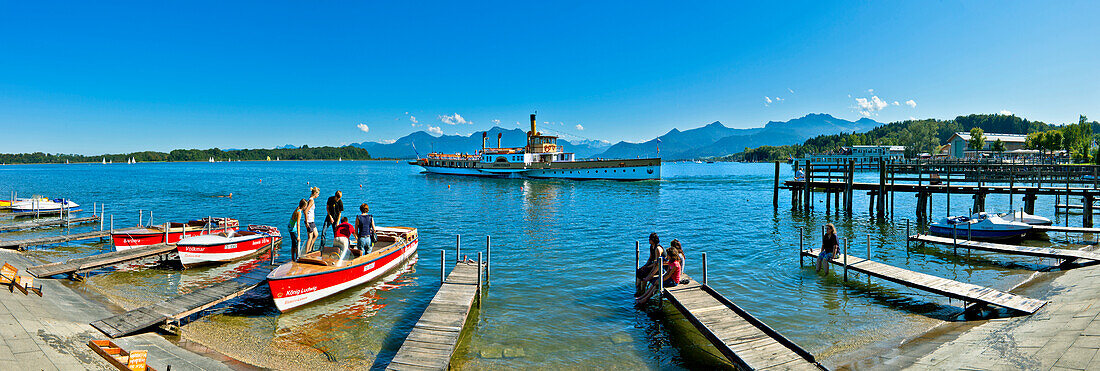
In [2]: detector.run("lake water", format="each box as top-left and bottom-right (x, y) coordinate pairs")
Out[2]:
(0, 161), (1079, 369)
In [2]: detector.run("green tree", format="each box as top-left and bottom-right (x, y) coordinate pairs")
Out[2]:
(992, 139), (1006, 153)
(968, 128), (986, 151)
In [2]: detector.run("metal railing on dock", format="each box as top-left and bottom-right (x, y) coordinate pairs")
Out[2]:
(0, 230), (110, 250)
(0, 215), (99, 233)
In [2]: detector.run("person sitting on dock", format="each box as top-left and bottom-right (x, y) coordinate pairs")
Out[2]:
(635, 233), (664, 297)
(288, 199), (305, 260)
(635, 240), (685, 305)
(333, 216), (356, 260)
(354, 203), (376, 254)
(304, 187), (320, 254)
(816, 223), (839, 274)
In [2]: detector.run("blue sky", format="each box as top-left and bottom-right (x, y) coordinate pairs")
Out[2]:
(1, 1), (1097, 154)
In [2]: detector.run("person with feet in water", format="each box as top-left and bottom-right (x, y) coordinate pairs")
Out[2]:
(816, 223), (839, 274)
(635, 233), (664, 297)
(635, 239), (686, 305)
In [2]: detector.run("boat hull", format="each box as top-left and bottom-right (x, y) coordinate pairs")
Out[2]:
(177, 235), (280, 268)
(112, 226), (238, 250)
(928, 225), (1030, 240)
(267, 238), (418, 312)
(418, 158), (661, 180)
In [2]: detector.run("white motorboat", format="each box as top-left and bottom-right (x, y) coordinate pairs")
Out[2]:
(11, 199), (79, 213)
(929, 213), (1032, 240)
(997, 211), (1053, 226)
(176, 225), (281, 268)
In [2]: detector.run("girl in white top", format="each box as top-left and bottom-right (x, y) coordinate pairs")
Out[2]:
(304, 187), (320, 254)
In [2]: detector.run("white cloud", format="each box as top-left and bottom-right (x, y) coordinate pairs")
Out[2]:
(855, 95), (889, 116)
(999, 110), (1012, 115)
(491, 119), (501, 125)
(427, 125), (443, 135)
(764, 96), (772, 103)
(867, 88), (874, 93)
(380, 139), (396, 144)
(905, 99), (917, 108)
(893, 101), (900, 106)
(439, 113), (470, 125)
(788, 88), (794, 93)
(356, 123), (370, 133)
(409, 115), (418, 124)
(404, 112), (409, 115)
(575, 124), (584, 131)
(775, 97), (784, 102)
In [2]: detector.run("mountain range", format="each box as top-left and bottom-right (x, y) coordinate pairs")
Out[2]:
(342, 113), (881, 160)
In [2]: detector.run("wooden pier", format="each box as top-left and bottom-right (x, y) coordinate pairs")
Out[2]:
(90, 266), (272, 338)
(3, 209), (83, 218)
(387, 261), (482, 371)
(664, 277), (824, 370)
(1032, 225), (1100, 234)
(909, 234), (1100, 264)
(0, 215), (99, 232)
(26, 243), (177, 279)
(0, 229), (110, 250)
(802, 248), (1047, 314)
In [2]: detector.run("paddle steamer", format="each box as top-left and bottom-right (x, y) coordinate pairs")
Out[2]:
(411, 114), (660, 180)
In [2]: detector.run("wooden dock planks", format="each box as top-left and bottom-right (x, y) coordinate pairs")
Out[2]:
(2, 209), (84, 218)
(90, 266), (272, 338)
(909, 234), (1100, 263)
(1032, 225), (1100, 234)
(0, 229), (110, 250)
(0, 216), (100, 232)
(26, 243), (177, 278)
(664, 278), (824, 370)
(387, 262), (481, 371)
(803, 249), (1047, 314)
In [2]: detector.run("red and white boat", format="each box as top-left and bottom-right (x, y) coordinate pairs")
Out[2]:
(112, 217), (240, 250)
(176, 225), (282, 268)
(267, 226), (418, 312)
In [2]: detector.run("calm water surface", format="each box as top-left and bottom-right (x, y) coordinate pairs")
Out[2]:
(0, 161), (1079, 369)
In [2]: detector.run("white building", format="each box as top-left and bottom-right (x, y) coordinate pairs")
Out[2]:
(947, 132), (1027, 158)
(796, 145), (906, 170)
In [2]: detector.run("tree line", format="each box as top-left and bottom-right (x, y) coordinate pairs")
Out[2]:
(0, 145), (372, 164)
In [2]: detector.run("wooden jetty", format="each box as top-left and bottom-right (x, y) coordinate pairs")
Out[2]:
(0, 215), (99, 232)
(1032, 225), (1100, 234)
(0, 230), (110, 250)
(802, 248), (1047, 314)
(3, 209), (83, 218)
(26, 243), (177, 279)
(90, 266), (272, 338)
(909, 234), (1100, 264)
(664, 277), (824, 370)
(387, 261), (482, 371)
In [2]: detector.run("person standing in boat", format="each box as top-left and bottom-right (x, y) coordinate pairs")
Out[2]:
(333, 216), (356, 261)
(354, 203), (376, 254)
(635, 233), (664, 297)
(324, 190), (344, 241)
(816, 223), (840, 274)
(287, 199), (306, 260)
(304, 187), (320, 254)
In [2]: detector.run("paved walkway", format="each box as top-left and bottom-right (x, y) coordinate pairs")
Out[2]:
(0, 250), (233, 370)
(898, 264), (1100, 370)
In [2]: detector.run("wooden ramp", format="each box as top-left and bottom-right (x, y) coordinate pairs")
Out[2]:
(26, 243), (177, 279)
(1032, 225), (1100, 234)
(910, 234), (1100, 264)
(664, 278), (824, 370)
(0, 229), (110, 250)
(387, 262), (481, 371)
(0, 216), (99, 232)
(803, 249), (1047, 314)
(90, 266), (272, 338)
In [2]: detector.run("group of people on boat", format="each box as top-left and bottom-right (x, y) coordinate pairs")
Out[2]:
(287, 187), (377, 261)
(634, 233), (688, 305)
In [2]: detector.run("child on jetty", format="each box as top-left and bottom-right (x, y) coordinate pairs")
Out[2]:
(816, 223), (839, 274)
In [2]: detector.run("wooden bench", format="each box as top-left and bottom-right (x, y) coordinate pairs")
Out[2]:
(0, 263), (16, 290)
(13, 274), (42, 297)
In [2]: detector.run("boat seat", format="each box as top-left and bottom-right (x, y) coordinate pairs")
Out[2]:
(296, 257), (332, 266)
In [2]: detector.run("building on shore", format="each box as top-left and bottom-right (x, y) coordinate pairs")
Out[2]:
(794, 145), (905, 170)
(947, 132), (1027, 158)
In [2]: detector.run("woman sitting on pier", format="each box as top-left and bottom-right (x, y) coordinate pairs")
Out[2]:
(635, 240), (686, 305)
(635, 233), (664, 297)
(816, 223), (839, 274)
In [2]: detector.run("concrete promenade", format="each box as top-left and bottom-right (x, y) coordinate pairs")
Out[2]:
(0, 250), (233, 370)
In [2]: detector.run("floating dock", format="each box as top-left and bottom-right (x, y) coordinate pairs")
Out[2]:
(1031, 225), (1100, 234)
(387, 261), (482, 371)
(0, 229), (110, 250)
(26, 243), (177, 279)
(663, 277), (824, 370)
(0, 216), (100, 233)
(803, 249), (1047, 314)
(910, 234), (1100, 264)
(90, 266), (272, 338)
(2, 209), (83, 218)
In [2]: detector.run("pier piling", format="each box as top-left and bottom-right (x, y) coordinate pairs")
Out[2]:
(440, 249), (445, 283)
(486, 235), (491, 283)
(702, 252), (708, 285)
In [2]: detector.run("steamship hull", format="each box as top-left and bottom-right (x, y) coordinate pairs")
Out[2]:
(415, 158), (661, 180)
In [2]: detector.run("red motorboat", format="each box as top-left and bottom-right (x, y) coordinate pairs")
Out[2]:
(267, 226), (418, 312)
(176, 225), (282, 268)
(112, 217), (239, 250)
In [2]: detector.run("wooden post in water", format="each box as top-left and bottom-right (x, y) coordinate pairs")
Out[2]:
(867, 235), (871, 261)
(138, 210), (143, 228)
(635, 241), (640, 269)
(100, 204), (105, 230)
(164, 223), (169, 244)
(486, 235), (491, 283)
(148, 211), (153, 227)
(702, 252), (708, 286)
(456, 234), (461, 263)
(773, 161), (780, 209)
(477, 252), (482, 304)
(846, 160), (854, 216)
(804, 161), (812, 211)
(440, 249), (445, 283)
(843, 238), (848, 282)
(110, 215), (114, 233)
(798, 227), (804, 267)
(946, 166), (951, 217)
(952, 223), (958, 255)
(906, 218), (911, 250)
(658, 260), (664, 305)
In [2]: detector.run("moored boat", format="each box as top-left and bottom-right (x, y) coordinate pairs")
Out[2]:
(112, 217), (240, 250)
(176, 225), (281, 268)
(929, 213), (1032, 240)
(11, 198), (79, 212)
(997, 210), (1053, 226)
(267, 226), (418, 312)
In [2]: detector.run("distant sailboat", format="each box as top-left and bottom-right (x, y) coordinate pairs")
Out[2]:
(339, 157), (343, 162)
(276, 157), (280, 161)
(209, 157), (215, 163)
(102, 158), (106, 165)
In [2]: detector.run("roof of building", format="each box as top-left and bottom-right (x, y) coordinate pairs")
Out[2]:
(951, 132), (1027, 143)
(850, 145), (906, 151)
